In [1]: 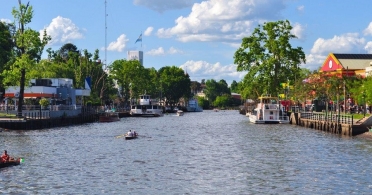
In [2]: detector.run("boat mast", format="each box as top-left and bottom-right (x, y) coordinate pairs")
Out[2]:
(104, 0), (107, 69)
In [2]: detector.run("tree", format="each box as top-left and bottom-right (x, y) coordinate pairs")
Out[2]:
(230, 80), (238, 93)
(158, 66), (191, 107)
(109, 59), (151, 103)
(0, 22), (14, 90)
(3, 1), (50, 117)
(234, 20), (306, 96)
(204, 79), (231, 104)
(214, 94), (231, 108)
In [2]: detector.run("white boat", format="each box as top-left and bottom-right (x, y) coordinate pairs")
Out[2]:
(246, 95), (289, 124)
(186, 99), (203, 112)
(130, 94), (164, 117)
(176, 110), (184, 116)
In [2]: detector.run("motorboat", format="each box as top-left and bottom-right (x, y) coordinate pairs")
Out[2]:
(130, 94), (164, 117)
(186, 99), (203, 112)
(99, 110), (120, 122)
(176, 110), (184, 116)
(246, 95), (289, 124)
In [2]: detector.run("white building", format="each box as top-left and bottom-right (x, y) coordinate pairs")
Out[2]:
(127, 51), (143, 65)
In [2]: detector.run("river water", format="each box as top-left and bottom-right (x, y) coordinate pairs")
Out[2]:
(1, 110), (372, 194)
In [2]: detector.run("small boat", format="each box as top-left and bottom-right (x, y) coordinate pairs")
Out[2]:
(125, 132), (138, 140)
(213, 108), (219, 112)
(130, 94), (164, 117)
(176, 110), (184, 116)
(0, 158), (22, 169)
(246, 95), (289, 124)
(99, 110), (120, 122)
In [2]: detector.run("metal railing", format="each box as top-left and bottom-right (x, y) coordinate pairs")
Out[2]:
(300, 112), (353, 125)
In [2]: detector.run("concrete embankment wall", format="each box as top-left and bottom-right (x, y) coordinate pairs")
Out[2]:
(0, 114), (98, 130)
(290, 112), (368, 136)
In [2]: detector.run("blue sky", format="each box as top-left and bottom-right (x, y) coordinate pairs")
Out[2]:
(2, 0), (372, 85)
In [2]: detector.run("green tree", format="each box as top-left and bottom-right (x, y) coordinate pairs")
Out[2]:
(230, 80), (238, 93)
(197, 96), (209, 109)
(2, 1), (51, 117)
(0, 21), (14, 90)
(234, 20), (306, 96)
(204, 79), (231, 104)
(158, 66), (191, 107)
(214, 94), (231, 108)
(109, 59), (151, 102)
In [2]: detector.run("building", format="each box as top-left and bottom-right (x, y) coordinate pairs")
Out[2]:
(4, 78), (91, 108)
(320, 53), (372, 77)
(127, 51), (143, 65)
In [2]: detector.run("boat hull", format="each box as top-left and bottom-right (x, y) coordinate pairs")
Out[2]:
(99, 111), (120, 122)
(99, 116), (120, 122)
(125, 135), (137, 140)
(0, 158), (21, 168)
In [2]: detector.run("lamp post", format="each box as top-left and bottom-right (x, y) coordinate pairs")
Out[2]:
(363, 91), (366, 118)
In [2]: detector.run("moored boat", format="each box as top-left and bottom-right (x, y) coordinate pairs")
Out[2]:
(130, 94), (164, 117)
(186, 99), (203, 112)
(246, 95), (289, 124)
(176, 110), (184, 116)
(99, 110), (120, 122)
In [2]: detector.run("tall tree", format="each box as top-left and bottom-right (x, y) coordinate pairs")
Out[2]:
(3, 1), (50, 117)
(0, 22), (14, 90)
(158, 66), (191, 106)
(230, 80), (238, 93)
(234, 20), (306, 96)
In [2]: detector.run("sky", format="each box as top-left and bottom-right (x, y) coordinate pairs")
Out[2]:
(2, 0), (372, 86)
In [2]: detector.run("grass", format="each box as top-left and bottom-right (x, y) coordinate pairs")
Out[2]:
(0, 113), (17, 118)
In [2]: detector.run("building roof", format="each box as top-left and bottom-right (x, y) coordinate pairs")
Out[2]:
(333, 53), (372, 70)
(321, 53), (372, 72)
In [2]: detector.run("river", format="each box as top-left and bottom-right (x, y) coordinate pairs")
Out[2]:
(1, 110), (372, 194)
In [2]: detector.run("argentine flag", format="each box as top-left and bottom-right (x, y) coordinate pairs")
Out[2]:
(135, 34), (142, 43)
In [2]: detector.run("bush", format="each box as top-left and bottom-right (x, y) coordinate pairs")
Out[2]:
(39, 98), (50, 107)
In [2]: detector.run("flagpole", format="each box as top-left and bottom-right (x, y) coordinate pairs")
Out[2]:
(141, 31), (142, 50)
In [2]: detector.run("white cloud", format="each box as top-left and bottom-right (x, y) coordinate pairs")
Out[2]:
(106, 34), (129, 52)
(147, 47), (165, 56)
(297, 5), (304, 12)
(310, 33), (365, 55)
(364, 41), (372, 53)
(144, 27), (154, 36)
(168, 47), (183, 54)
(0, 18), (11, 23)
(179, 60), (246, 85)
(157, 0), (285, 42)
(41, 16), (84, 45)
(363, 22), (372, 36)
(291, 22), (305, 40)
(133, 0), (196, 13)
(146, 46), (183, 56)
(304, 33), (366, 70)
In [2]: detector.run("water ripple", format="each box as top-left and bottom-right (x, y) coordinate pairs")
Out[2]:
(1, 111), (372, 194)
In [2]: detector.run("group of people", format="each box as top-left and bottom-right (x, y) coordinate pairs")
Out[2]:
(0, 150), (10, 163)
(127, 130), (138, 137)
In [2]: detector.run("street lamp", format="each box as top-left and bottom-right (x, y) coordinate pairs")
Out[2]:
(363, 91), (366, 117)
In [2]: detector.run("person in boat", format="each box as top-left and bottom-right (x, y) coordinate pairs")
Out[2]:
(1, 150), (10, 163)
(127, 130), (133, 137)
(133, 130), (137, 137)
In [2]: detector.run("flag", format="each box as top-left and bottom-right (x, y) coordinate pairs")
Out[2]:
(85, 77), (91, 90)
(135, 34), (142, 43)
